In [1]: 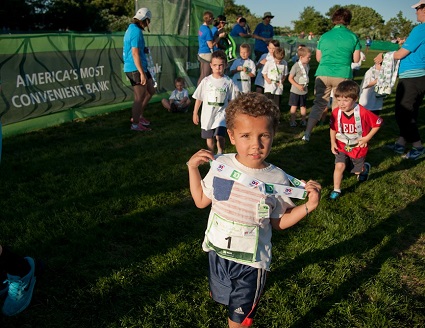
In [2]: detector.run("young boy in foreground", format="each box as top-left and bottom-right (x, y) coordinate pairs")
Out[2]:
(187, 92), (322, 327)
(329, 80), (383, 200)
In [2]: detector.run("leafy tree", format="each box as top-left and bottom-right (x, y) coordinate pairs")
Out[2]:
(383, 11), (415, 40)
(292, 6), (329, 36)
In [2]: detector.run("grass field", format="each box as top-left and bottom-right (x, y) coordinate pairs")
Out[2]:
(0, 50), (424, 327)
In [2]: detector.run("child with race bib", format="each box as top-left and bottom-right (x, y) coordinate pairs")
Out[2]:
(229, 43), (256, 94)
(254, 39), (280, 94)
(288, 46), (312, 127)
(329, 80), (383, 200)
(193, 50), (239, 154)
(262, 47), (288, 109)
(187, 92), (322, 328)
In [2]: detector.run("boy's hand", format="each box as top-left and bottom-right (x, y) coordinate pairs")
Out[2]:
(187, 149), (215, 168)
(304, 180), (322, 209)
(192, 112), (199, 125)
(331, 142), (339, 155)
(357, 137), (369, 148)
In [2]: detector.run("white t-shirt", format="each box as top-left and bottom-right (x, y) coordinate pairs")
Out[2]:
(230, 58), (256, 93)
(201, 153), (295, 270)
(192, 75), (239, 130)
(169, 88), (189, 106)
(254, 52), (273, 87)
(359, 66), (384, 111)
(262, 60), (288, 95)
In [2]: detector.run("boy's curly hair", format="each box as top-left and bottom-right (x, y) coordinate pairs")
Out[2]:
(226, 92), (280, 133)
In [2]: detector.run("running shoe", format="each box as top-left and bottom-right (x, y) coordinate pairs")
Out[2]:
(139, 117), (150, 126)
(2, 257), (37, 316)
(301, 133), (310, 142)
(289, 121), (297, 127)
(131, 123), (151, 131)
(329, 190), (341, 200)
(386, 143), (405, 154)
(357, 162), (371, 182)
(402, 147), (425, 160)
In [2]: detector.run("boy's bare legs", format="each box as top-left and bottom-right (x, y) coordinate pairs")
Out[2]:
(333, 162), (345, 191)
(289, 106), (297, 124)
(300, 106), (307, 125)
(161, 99), (171, 111)
(206, 138), (215, 153)
(216, 136), (225, 154)
(228, 318), (244, 328)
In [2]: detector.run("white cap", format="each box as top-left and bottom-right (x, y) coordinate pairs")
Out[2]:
(134, 8), (152, 21)
(411, 0), (425, 8)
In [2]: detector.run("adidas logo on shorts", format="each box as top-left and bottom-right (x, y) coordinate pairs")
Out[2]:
(234, 307), (245, 315)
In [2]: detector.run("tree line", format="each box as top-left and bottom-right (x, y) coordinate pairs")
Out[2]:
(0, 0), (414, 40)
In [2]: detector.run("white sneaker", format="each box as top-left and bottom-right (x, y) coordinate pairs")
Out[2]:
(301, 134), (310, 142)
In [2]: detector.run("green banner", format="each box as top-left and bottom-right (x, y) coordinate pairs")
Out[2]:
(0, 33), (203, 128)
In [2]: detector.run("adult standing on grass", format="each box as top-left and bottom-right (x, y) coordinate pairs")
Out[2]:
(376, 0), (425, 160)
(301, 7), (360, 142)
(252, 12), (275, 62)
(124, 7), (155, 132)
(197, 11), (215, 86)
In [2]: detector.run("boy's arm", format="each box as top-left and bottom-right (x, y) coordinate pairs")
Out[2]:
(288, 74), (304, 92)
(358, 126), (380, 148)
(193, 99), (202, 125)
(330, 128), (339, 154)
(271, 180), (321, 231)
(187, 149), (214, 208)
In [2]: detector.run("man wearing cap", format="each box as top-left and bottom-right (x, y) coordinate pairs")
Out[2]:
(375, 0), (425, 160)
(252, 12), (275, 62)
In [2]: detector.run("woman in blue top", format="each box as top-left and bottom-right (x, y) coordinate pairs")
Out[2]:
(197, 11), (215, 86)
(377, 0), (425, 160)
(123, 8), (155, 131)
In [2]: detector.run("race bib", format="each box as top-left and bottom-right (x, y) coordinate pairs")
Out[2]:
(206, 213), (259, 263)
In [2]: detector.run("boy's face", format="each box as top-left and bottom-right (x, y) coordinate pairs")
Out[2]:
(227, 113), (274, 169)
(210, 57), (226, 76)
(267, 43), (277, 55)
(175, 82), (184, 91)
(299, 53), (311, 64)
(240, 47), (250, 60)
(336, 96), (357, 112)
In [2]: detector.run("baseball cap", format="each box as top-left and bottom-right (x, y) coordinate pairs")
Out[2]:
(134, 8), (152, 21)
(411, 0), (425, 8)
(263, 12), (274, 19)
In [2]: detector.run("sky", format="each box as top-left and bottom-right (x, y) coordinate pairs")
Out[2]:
(233, 0), (418, 28)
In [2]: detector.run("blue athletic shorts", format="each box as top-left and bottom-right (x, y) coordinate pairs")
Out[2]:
(208, 251), (267, 326)
(201, 126), (227, 139)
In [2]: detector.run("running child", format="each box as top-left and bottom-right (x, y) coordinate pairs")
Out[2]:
(329, 80), (383, 200)
(187, 92), (322, 327)
(192, 50), (239, 154)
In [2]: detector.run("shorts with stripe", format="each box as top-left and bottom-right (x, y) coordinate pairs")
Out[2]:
(208, 251), (267, 326)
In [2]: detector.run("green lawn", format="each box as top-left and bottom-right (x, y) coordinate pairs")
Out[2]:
(0, 50), (424, 327)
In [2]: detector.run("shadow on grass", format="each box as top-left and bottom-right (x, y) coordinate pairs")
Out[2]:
(268, 194), (425, 326)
